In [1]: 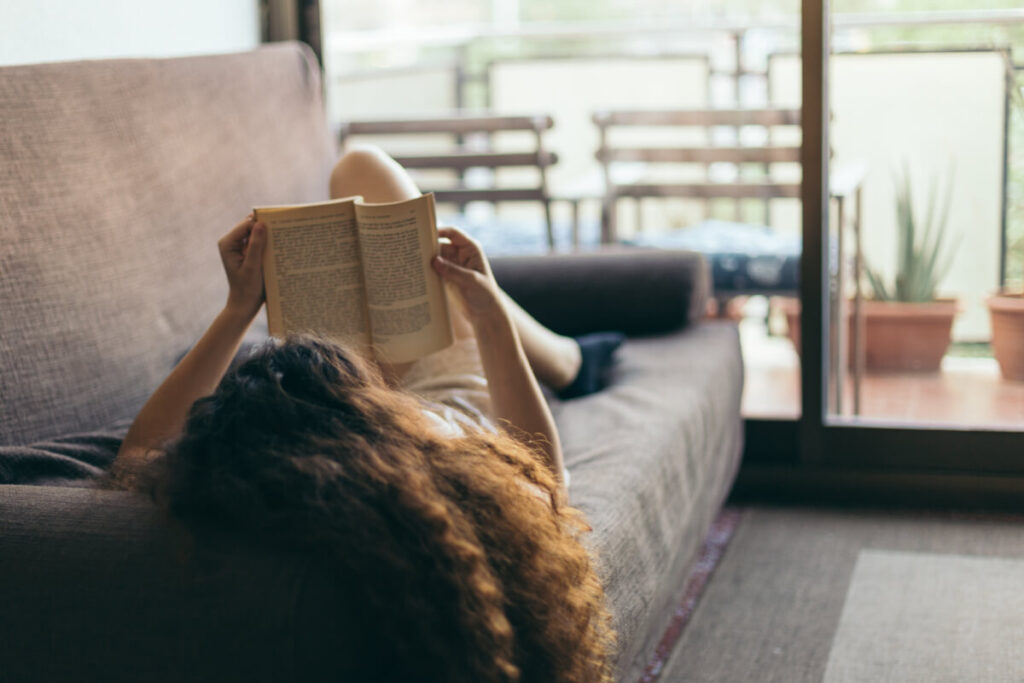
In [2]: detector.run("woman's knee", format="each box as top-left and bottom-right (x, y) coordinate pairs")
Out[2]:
(334, 144), (391, 176)
(329, 144), (420, 202)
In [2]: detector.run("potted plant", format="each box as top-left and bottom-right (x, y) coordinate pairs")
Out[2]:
(858, 167), (959, 372)
(987, 234), (1024, 381)
(778, 167), (959, 372)
(986, 77), (1024, 381)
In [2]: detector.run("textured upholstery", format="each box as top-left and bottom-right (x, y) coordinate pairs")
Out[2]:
(0, 46), (743, 682)
(553, 323), (743, 679)
(0, 44), (334, 446)
(0, 484), (360, 683)
(0, 322), (742, 683)
(492, 248), (710, 336)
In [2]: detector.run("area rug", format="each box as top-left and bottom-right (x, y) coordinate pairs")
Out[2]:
(655, 506), (1024, 682)
(638, 507), (745, 682)
(823, 550), (1024, 682)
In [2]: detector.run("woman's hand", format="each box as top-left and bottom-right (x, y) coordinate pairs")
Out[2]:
(219, 215), (267, 319)
(432, 227), (504, 325)
(116, 216), (267, 480)
(434, 229), (566, 483)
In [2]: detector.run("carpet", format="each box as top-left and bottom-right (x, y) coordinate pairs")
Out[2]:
(639, 508), (744, 682)
(823, 550), (1024, 682)
(656, 506), (1024, 682)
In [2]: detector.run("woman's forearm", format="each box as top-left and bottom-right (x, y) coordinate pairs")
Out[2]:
(116, 306), (255, 461)
(473, 310), (565, 483)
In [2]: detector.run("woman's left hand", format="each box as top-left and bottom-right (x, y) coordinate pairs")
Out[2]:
(219, 215), (267, 319)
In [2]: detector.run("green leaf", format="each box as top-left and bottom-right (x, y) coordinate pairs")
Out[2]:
(864, 262), (892, 301)
(879, 163), (956, 302)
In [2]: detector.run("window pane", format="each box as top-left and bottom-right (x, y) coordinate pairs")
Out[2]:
(822, 2), (1024, 429)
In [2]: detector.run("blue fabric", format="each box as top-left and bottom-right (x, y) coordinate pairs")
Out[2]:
(446, 212), (799, 295)
(628, 220), (800, 294)
(439, 212), (603, 256)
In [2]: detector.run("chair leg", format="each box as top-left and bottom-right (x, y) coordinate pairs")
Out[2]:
(601, 197), (618, 244)
(543, 199), (555, 251)
(570, 200), (580, 248)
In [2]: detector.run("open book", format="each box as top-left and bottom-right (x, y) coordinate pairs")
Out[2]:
(255, 193), (453, 364)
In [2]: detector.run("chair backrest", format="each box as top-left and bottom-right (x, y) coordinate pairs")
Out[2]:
(488, 55), (711, 195)
(339, 113), (559, 246)
(592, 108), (802, 240)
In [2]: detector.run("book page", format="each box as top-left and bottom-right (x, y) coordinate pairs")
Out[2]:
(354, 193), (454, 364)
(257, 197), (371, 353)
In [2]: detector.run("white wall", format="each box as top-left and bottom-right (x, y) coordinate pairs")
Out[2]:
(0, 0), (261, 66)
(771, 51), (1007, 342)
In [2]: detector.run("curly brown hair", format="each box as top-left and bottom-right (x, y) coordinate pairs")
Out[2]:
(153, 336), (614, 682)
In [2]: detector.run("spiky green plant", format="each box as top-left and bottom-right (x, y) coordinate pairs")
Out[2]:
(864, 167), (957, 302)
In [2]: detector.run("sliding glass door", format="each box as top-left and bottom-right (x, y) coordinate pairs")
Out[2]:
(795, 0), (1024, 474)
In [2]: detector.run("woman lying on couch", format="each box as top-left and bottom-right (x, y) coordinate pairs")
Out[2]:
(111, 147), (618, 682)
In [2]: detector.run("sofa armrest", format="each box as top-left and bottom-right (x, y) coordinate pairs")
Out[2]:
(490, 248), (710, 337)
(0, 485), (351, 682)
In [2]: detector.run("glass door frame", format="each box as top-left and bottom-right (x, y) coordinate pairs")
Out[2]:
(744, 0), (1024, 481)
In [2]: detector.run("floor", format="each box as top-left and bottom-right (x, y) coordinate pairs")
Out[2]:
(653, 505), (1024, 682)
(740, 313), (1024, 430)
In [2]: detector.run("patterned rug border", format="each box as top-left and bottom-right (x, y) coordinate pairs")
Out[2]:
(638, 507), (745, 683)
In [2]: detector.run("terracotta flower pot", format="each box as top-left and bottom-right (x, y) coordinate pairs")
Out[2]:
(776, 297), (858, 369)
(987, 292), (1024, 381)
(776, 297), (957, 372)
(860, 299), (957, 372)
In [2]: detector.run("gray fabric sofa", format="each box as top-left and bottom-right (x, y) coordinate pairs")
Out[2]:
(0, 43), (743, 682)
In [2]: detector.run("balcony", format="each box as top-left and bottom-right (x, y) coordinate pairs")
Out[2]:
(323, 6), (1024, 431)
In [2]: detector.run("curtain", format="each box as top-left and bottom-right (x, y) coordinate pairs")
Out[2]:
(261, 0), (322, 66)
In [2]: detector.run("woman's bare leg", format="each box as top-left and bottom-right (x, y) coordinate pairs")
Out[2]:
(329, 145), (475, 349)
(330, 145), (581, 389)
(496, 291), (580, 389)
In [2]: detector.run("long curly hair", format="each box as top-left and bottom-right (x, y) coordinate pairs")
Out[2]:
(153, 336), (614, 682)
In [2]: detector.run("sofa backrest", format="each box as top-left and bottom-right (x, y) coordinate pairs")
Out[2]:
(0, 43), (335, 445)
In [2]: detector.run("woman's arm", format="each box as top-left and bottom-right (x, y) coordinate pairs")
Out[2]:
(431, 228), (565, 485)
(112, 216), (267, 480)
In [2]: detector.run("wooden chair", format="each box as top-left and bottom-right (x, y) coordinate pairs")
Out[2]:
(592, 107), (803, 243)
(339, 113), (559, 248)
(593, 106), (868, 415)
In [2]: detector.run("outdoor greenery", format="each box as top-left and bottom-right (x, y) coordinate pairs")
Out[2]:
(947, 341), (994, 359)
(864, 168), (956, 302)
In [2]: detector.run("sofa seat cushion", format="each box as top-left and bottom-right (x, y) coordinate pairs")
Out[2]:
(553, 321), (743, 679)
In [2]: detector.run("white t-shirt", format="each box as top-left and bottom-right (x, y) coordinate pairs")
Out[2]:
(403, 337), (570, 489)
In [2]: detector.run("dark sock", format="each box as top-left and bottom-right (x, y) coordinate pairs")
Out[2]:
(557, 332), (626, 399)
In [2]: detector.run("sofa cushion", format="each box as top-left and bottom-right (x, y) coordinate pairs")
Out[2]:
(492, 248), (710, 337)
(0, 43), (335, 446)
(553, 321), (743, 679)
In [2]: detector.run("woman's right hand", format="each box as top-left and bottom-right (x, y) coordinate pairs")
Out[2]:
(219, 215), (267, 320)
(431, 227), (504, 325)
